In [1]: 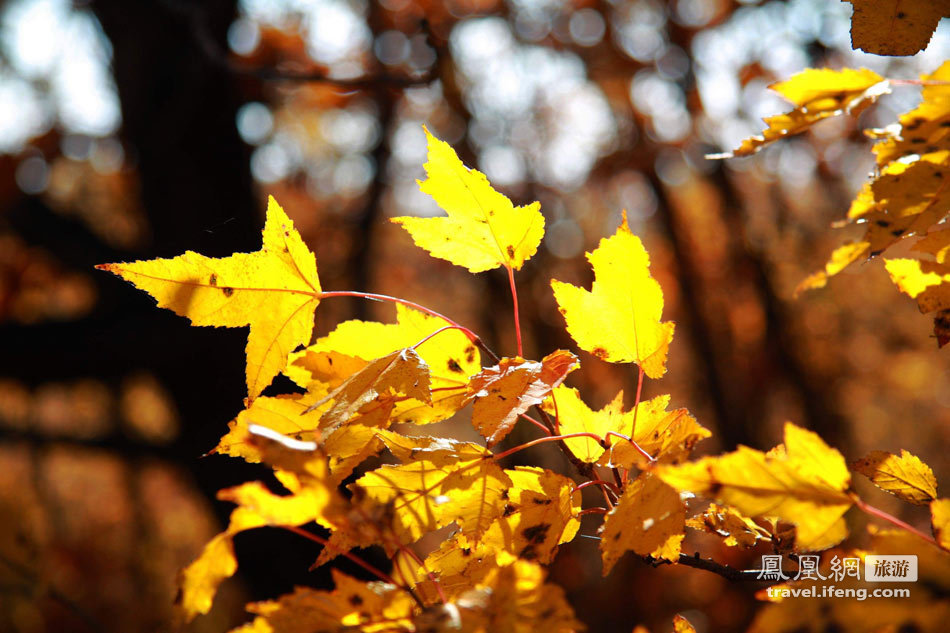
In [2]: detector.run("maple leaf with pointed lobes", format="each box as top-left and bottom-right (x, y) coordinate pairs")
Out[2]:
(286, 304), (479, 424)
(467, 350), (579, 447)
(657, 423), (854, 551)
(97, 196), (320, 399)
(851, 450), (939, 505)
(552, 212), (675, 378)
(391, 127), (545, 273)
(305, 347), (432, 435)
(482, 466), (582, 564)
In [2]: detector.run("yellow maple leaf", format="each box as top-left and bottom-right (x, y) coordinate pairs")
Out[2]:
(286, 305), (479, 424)
(846, 0), (950, 56)
(482, 466), (582, 563)
(685, 503), (770, 548)
(933, 498), (950, 551)
(179, 433), (341, 621)
(236, 570), (417, 633)
(656, 422), (853, 551)
(600, 473), (685, 574)
(391, 127), (545, 273)
(455, 559), (582, 633)
(884, 258), (950, 346)
(213, 388), (395, 483)
(306, 348), (431, 436)
(541, 388), (708, 466)
(354, 449), (511, 543)
(541, 386), (625, 463)
(605, 394), (709, 469)
(551, 212), (675, 378)
(874, 61), (950, 165)
(713, 68), (887, 158)
(851, 450), (938, 505)
(468, 350), (579, 447)
(97, 196), (320, 399)
(178, 533), (237, 620)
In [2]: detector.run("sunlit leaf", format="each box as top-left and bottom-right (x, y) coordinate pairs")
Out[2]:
(657, 423), (852, 550)
(932, 498), (950, 551)
(391, 127), (545, 273)
(468, 350), (579, 446)
(851, 449), (938, 505)
(601, 473), (685, 574)
(845, 0), (950, 56)
(482, 466), (582, 564)
(552, 212), (675, 378)
(712, 68), (887, 157)
(286, 304), (480, 424)
(98, 197), (320, 399)
(685, 503), (770, 548)
(354, 449), (511, 543)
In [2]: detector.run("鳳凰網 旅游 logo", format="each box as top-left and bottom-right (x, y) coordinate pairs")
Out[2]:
(756, 554), (916, 601)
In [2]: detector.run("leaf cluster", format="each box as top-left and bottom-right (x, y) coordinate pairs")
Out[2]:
(99, 130), (950, 632)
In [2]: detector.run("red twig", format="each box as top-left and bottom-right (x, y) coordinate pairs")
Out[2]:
(280, 525), (401, 587)
(410, 325), (469, 350)
(519, 413), (554, 436)
(575, 479), (620, 493)
(577, 507), (609, 516)
(506, 266), (523, 357)
(492, 432), (605, 461)
(850, 494), (938, 547)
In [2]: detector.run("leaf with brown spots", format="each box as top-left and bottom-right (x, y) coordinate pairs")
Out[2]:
(685, 503), (770, 548)
(482, 466), (582, 564)
(286, 304), (479, 424)
(552, 212), (675, 378)
(467, 350), (579, 446)
(601, 473), (685, 574)
(97, 196), (321, 399)
(710, 68), (888, 158)
(305, 347), (431, 438)
(846, 0), (950, 56)
(392, 127), (545, 273)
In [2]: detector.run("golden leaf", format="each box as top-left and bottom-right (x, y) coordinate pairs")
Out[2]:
(552, 212), (675, 378)
(657, 423), (852, 551)
(600, 473), (685, 574)
(846, 0), (950, 56)
(391, 127), (544, 273)
(932, 498), (950, 551)
(467, 350), (579, 447)
(686, 503), (770, 548)
(713, 68), (887, 158)
(286, 305), (479, 424)
(482, 466), (582, 564)
(851, 450), (938, 505)
(98, 197), (320, 399)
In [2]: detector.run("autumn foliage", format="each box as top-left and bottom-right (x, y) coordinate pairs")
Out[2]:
(99, 123), (950, 632)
